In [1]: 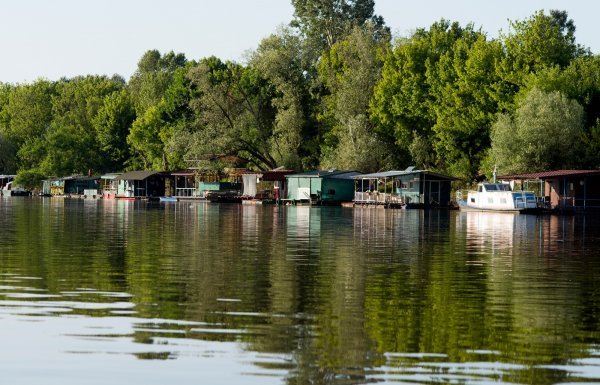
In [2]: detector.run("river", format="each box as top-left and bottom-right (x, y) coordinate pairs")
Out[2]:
(0, 197), (599, 385)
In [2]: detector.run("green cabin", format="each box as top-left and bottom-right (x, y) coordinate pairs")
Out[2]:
(286, 170), (361, 204)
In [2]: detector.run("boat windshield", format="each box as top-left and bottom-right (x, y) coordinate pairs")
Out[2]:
(483, 183), (512, 191)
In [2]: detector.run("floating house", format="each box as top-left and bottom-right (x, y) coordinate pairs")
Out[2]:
(196, 168), (245, 198)
(114, 171), (168, 198)
(100, 173), (121, 198)
(241, 169), (294, 202)
(285, 170), (361, 205)
(353, 168), (458, 208)
(499, 169), (600, 210)
(171, 170), (197, 197)
(42, 176), (100, 196)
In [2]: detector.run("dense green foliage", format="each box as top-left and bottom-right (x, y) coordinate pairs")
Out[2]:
(0, 5), (598, 187)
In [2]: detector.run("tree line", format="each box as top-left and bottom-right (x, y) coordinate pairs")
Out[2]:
(1, 1), (600, 189)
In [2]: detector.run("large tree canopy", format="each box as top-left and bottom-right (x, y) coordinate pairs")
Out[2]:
(291, 0), (387, 52)
(490, 87), (584, 174)
(186, 57), (278, 171)
(318, 24), (393, 172)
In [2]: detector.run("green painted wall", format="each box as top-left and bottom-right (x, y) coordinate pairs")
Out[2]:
(286, 177), (322, 200)
(287, 176), (354, 201)
(321, 178), (355, 201)
(198, 182), (242, 196)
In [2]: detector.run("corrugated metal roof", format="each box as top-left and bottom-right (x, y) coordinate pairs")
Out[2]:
(286, 170), (360, 179)
(43, 175), (99, 182)
(355, 170), (459, 181)
(241, 169), (295, 181)
(499, 170), (600, 180)
(170, 170), (195, 176)
(100, 173), (122, 179)
(114, 170), (160, 181)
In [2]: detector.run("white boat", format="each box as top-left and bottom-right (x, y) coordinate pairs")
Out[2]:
(459, 182), (537, 212)
(1, 181), (32, 197)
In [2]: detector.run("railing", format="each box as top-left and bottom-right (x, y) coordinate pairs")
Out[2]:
(175, 188), (196, 197)
(354, 192), (403, 205)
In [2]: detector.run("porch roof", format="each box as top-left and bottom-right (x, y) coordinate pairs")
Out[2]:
(114, 170), (160, 181)
(100, 173), (122, 180)
(286, 170), (361, 180)
(171, 170), (196, 177)
(354, 170), (458, 181)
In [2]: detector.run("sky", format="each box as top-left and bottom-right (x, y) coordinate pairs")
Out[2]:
(0, 0), (598, 84)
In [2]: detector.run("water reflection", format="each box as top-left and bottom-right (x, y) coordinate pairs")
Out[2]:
(1, 199), (600, 384)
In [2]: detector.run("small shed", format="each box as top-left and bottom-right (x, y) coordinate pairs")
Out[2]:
(499, 169), (600, 210)
(354, 168), (457, 207)
(115, 171), (168, 198)
(286, 170), (361, 204)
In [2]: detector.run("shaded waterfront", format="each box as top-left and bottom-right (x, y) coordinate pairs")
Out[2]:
(1, 198), (600, 384)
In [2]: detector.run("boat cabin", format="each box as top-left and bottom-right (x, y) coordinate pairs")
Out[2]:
(464, 182), (537, 211)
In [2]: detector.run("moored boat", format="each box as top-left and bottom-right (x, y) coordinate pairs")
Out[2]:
(1, 181), (32, 197)
(206, 190), (242, 203)
(459, 182), (537, 212)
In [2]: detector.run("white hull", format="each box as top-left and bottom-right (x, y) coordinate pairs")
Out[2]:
(459, 183), (537, 212)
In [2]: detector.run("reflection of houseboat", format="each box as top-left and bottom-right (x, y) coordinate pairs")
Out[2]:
(459, 182), (537, 212)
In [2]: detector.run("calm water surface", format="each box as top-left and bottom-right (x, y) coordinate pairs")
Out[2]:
(1, 198), (600, 385)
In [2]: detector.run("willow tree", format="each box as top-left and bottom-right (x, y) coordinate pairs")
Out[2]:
(318, 24), (393, 172)
(250, 27), (309, 170)
(490, 87), (584, 174)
